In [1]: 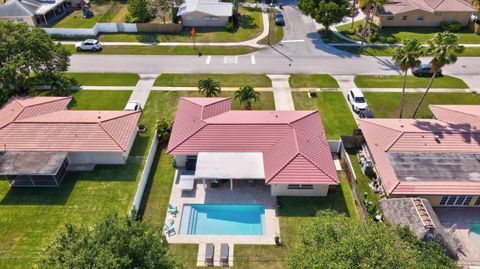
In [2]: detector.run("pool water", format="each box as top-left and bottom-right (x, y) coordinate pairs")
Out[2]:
(179, 204), (265, 235)
(469, 223), (480, 249)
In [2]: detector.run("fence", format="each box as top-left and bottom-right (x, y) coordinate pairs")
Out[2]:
(44, 22), (181, 36)
(328, 140), (342, 153)
(338, 142), (368, 220)
(130, 132), (159, 216)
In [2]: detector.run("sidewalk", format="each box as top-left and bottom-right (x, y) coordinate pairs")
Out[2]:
(60, 2), (270, 49)
(267, 74), (294, 111)
(128, 74), (159, 106)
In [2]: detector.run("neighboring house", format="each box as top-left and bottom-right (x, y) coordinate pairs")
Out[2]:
(0, 96), (140, 187)
(167, 97), (339, 197)
(177, 0), (233, 27)
(374, 0), (476, 27)
(0, 0), (72, 26)
(358, 104), (480, 207)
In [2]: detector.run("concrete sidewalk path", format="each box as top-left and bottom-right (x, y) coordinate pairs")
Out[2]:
(128, 74), (160, 106)
(268, 74), (294, 111)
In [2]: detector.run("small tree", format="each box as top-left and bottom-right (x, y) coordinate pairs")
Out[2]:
(156, 118), (173, 142)
(392, 38), (422, 118)
(299, 0), (350, 31)
(358, 0), (386, 42)
(38, 214), (176, 269)
(126, 0), (155, 23)
(234, 85), (260, 110)
(198, 78), (221, 97)
(412, 32), (464, 118)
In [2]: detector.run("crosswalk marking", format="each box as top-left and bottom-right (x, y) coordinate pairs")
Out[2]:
(223, 56), (238, 64)
(205, 56), (211, 64)
(251, 55), (256, 65)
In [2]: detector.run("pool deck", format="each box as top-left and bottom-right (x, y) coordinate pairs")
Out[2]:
(165, 169), (281, 245)
(435, 207), (480, 266)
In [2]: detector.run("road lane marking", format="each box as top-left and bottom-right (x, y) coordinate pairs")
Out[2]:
(251, 55), (256, 65)
(281, 39), (305, 43)
(223, 56), (238, 64)
(205, 56), (211, 64)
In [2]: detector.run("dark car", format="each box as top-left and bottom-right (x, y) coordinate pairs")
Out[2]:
(359, 109), (374, 119)
(275, 11), (285, 26)
(412, 64), (442, 77)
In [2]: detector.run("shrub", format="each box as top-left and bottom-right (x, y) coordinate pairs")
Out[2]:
(440, 21), (463, 32)
(155, 118), (173, 142)
(137, 122), (146, 130)
(225, 19), (234, 32)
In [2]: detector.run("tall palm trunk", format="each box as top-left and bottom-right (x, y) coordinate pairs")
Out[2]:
(361, 1), (372, 46)
(351, 0), (356, 28)
(412, 72), (437, 118)
(399, 70), (407, 118)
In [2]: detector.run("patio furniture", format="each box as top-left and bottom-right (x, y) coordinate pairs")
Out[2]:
(164, 223), (175, 236)
(220, 243), (229, 266)
(205, 243), (214, 266)
(179, 171), (195, 192)
(168, 204), (178, 216)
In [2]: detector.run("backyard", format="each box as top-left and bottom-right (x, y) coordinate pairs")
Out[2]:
(98, 7), (263, 43)
(0, 90), (145, 268)
(354, 75), (468, 89)
(53, 0), (128, 28)
(364, 92), (480, 118)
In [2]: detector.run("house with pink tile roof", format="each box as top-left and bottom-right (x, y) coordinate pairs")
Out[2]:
(358, 105), (480, 207)
(167, 97), (339, 196)
(0, 96), (140, 187)
(374, 0), (475, 27)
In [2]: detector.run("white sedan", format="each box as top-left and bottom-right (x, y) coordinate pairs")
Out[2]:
(347, 88), (368, 112)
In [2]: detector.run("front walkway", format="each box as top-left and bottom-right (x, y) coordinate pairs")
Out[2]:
(127, 74), (159, 106)
(268, 74), (294, 110)
(165, 171), (280, 245)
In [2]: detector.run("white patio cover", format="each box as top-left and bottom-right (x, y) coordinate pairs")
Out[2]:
(194, 152), (265, 180)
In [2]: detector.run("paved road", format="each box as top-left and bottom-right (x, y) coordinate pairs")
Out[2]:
(68, 0), (480, 76)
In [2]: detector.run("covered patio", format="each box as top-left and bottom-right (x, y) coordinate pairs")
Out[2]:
(0, 152), (69, 187)
(186, 152), (266, 191)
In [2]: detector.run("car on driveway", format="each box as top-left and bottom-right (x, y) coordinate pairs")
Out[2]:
(347, 88), (368, 112)
(412, 64), (442, 77)
(75, 39), (102, 52)
(124, 101), (142, 111)
(275, 11), (285, 26)
(359, 108), (374, 118)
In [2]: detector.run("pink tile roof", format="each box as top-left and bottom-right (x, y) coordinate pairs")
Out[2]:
(358, 108), (480, 196)
(430, 105), (480, 130)
(377, 0), (475, 15)
(167, 97), (338, 185)
(0, 96), (140, 152)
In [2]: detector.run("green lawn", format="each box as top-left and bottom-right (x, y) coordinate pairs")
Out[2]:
(53, 1), (127, 28)
(292, 92), (357, 139)
(65, 73), (140, 86)
(68, 90), (132, 110)
(154, 74), (272, 87)
(289, 74), (339, 88)
(333, 45), (480, 56)
(319, 30), (351, 43)
(336, 20), (480, 44)
(0, 90), (146, 268)
(258, 10), (284, 45)
(354, 75), (468, 89)
(364, 92), (480, 118)
(64, 45), (258, 55)
(99, 7), (263, 43)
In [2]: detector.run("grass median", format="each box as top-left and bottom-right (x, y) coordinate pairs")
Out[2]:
(258, 10), (284, 45)
(289, 74), (339, 88)
(354, 75), (468, 89)
(154, 73), (272, 87)
(64, 73), (140, 86)
(333, 46), (480, 57)
(64, 45), (258, 55)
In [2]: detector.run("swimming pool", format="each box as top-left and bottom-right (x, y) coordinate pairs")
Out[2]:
(179, 204), (265, 235)
(468, 223), (480, 249)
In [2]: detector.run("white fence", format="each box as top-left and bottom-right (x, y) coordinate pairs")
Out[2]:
(130, 132), (159, 217)
(44, 22), (137, 36)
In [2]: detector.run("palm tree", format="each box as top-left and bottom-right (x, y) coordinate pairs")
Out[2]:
(358, 0), (385, 43)
(411, 32), (464, 118)
(234, 85), (260, 110)
(392, 38), (422, 118)
(198, 78), (221, 97)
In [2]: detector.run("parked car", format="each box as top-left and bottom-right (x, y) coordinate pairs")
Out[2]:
(412, 64), (442, 77)
(75, 39), (102, 52)
(275, 11), (285, 26)
(347, 88), (368, 112)
(359, 108), (374, 118)
(124, 101), (142, 111)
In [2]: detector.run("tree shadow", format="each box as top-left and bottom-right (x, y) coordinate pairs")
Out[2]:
(413, 120), (480, 145)
(239, 14), (257, 30)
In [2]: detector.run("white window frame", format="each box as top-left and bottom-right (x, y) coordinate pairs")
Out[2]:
(440, 195), (472, 206)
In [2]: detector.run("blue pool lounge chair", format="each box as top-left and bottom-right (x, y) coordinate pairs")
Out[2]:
(164, 223), (175, 236)
(168, 204), (178, 216)
(205, 243), (214, 266)
(220, 243), (229, 266)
